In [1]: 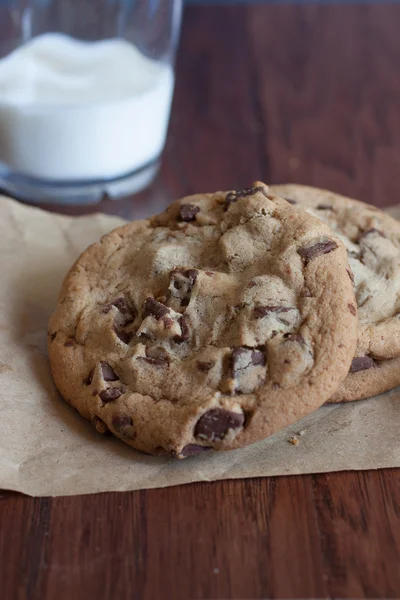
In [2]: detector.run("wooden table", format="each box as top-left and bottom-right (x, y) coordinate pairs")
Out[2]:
(1, 5), (400, 599)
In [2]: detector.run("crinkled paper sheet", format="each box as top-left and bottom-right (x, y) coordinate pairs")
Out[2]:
(0, 196), (399, 497)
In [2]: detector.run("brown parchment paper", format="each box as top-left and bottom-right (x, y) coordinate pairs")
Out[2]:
(1, 196), (399, 497)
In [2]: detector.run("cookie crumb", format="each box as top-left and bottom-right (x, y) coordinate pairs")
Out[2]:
(288, 436), (299, 445)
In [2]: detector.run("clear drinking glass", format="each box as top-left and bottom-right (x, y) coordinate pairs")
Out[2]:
(0, 0), (182, 204)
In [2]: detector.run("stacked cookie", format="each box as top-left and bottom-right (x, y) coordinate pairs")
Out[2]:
(270, 184), (400, 403)
(48, 182), (398, 458)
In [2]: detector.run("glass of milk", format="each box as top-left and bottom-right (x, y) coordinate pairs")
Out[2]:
(0, 0), (182, 204)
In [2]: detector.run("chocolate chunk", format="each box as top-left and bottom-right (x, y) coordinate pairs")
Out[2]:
(181, 444), (212, 457)
(197, 360), (215, 372)
(361, 228), (384, 238)
(92, 416), (110, 435)
(153, 446), (170, 456)
(346, 268), (355, 284)
(137, 356), (169, 366)
(195, 408), (244, 442)
(317, 204), (333, 210)
(251, 349), (266, 366)
(298, 240), (338, 264)
(144, 346), (170, 365)
(232, 347), (266, 375)
(283, 197), (297, 205)
(170, 268), (199, 287)
(253, 305), (293, 319)
(349, 356), (376, 373)
(162, 316), (175, 329)
(173, 316), (190, 343)
(103, 297), (136, 325)
(84, 368), (94, 386)
(170, 269), (199, 307)
(185, 269), (199, 283)
(112, 414), (134, 436)
(179, 204), (200, 222)
(224, 186), (264, 209)
(100, 362), (119, 381)
(283, 333), (305, 344)
(99, 388), (122, 403)
(236, 186), (264, 199)
(348, 304), (357, 316)
(115, 329), (133, 344)
(142, 298), (169, 320)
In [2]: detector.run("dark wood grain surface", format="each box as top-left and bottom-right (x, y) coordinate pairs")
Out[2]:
(2, 5), (400, 599)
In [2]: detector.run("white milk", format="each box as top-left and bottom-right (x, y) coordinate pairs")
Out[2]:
(0, 34), (174, 181)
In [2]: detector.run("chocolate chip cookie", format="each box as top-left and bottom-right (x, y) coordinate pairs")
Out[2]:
(270, 183), (400, 402)
(48, 183), (357, 457)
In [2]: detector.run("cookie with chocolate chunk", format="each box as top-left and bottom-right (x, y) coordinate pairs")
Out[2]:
(48, 183), (357, 457)
(270, 183), (400, 402)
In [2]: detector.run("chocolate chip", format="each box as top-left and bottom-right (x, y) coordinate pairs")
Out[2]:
(197, 360), (215, 372)
(302, 288), (313, 297)
(115, 329), (133, 344)
(64, 339), (75, 347)
(253, 305), (293, 319)
(103, 297), (136, 325)
(179, 204), (200, 222)
(137, 356), (169, 366)
(162, 316), (175, 329)
(348, 304), (357, 316)
(170, 269), (199, 307)
(173, 316), (190, 343)
(283, 333), (305, 344)
(84, 368), (94, 386)
(92, 416), (110, 435)
(100, 362), (119, 381)
(142, 298), (169, 320)
(99, 388), (122, 403)
(247, 280), (257, 288)
(175, 270), (198, 288)
(298, 240), (338, 264)
(185, 269), (199, 283)
(317, 204), (333, 210)
(232, 347), (266, 377)
(349, 356), (376, 373)
(283, 197), (297, 205)
(205, 271), (214, 277)
(144, 346), (170, 366)
(181, 444), (212, 457)
(152, 446), (170, 456)
(251, 349), (266, 366)
(346, 268), (355, 284)
(224, 186), (264, 209)
(361, 228), (385, 238)
(195, 408), (244, 442)
(112, 414), (134, 436)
